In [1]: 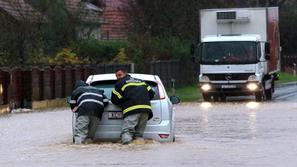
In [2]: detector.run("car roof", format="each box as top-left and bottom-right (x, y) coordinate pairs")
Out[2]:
(86, 73), (159, 83)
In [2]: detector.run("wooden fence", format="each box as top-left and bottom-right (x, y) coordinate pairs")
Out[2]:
(0, 64), (133, 110)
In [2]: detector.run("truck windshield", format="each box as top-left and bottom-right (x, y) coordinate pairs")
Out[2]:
(201, 41), (258, 64)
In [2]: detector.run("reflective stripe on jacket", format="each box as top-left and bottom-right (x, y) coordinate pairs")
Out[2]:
(111, 75), (155, 119)
(71, 82), (108, 118)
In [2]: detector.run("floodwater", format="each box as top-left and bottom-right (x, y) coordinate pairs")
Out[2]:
(1, 85), (297, 167)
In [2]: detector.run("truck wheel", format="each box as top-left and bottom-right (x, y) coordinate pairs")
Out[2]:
(265, 88), (272, 100)
(202, 93), (211, 101)
(255, 92), (263, 102)
(256, 89), (266, 102)
(220, 95), (226, 102)
(213, 95), (219, 102)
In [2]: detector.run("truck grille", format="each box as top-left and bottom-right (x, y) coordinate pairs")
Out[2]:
(217, 11), (236, 20)
(206, 73), (254, 81)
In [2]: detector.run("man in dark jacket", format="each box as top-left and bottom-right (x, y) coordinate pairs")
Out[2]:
(70, 80), (109, 144)
(111, 68), (155, 144)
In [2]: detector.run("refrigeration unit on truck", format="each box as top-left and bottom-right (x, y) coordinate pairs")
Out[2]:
(195, 7), (281, 101)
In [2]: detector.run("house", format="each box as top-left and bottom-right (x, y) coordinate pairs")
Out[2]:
(0, 0), (127, 40)
(0, 0), (44, 22)
(65, 0), (104, 39)
(100, 0), (127, 40)
(0, 0), (103, 39)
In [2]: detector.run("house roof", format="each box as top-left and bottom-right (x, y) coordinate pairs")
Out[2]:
(65, 0), (103, 24)
(0, 0), (44, 22)
(105, 0), (124, 10)
(0, 0), (102, 24)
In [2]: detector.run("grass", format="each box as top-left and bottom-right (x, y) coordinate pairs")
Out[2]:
(167, 85), (201, 102)
(276, 72), (297, 84)
(167, 72), (297, 102)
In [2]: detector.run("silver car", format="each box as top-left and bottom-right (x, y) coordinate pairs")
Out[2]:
(72, 73), (180, 142)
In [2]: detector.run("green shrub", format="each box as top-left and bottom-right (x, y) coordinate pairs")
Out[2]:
(151, 36), (191, 60)
(77, 39), (127, 63)
(110, 48), (131, 64)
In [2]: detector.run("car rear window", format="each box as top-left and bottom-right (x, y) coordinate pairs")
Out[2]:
(90, 80), (160, 100)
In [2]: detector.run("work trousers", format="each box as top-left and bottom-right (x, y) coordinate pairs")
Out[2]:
(121, 112), (149, 144)
(74, 113), (99, 144)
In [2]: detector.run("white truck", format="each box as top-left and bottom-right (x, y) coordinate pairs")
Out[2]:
(195, 7), (281, 101)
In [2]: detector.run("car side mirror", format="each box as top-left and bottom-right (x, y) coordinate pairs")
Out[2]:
(170, 96), (180, 104)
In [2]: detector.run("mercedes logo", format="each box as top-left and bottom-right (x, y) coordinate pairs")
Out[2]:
(225, 74), (232, 80)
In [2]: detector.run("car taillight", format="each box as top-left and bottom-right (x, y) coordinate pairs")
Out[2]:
(158, 134), (170, 139)
(157, 82), (166, 99)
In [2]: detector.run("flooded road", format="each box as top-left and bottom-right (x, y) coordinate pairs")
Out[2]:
(1, 85), (297, 167)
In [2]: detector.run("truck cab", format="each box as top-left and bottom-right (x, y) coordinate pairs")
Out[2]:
(199, 34), (273, 101)
(196, 7), (280, 101)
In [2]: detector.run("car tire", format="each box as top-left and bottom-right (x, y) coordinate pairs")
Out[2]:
(72, 113), (76, 143)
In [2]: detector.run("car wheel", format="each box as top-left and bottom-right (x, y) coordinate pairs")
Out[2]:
(72, 113), (77, 143)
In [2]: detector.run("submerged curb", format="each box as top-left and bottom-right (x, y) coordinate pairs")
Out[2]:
(276, 81), (297, 88)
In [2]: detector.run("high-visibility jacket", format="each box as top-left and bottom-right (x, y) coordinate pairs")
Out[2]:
(70, 80), (109, 118)
(111, 75), (155, 119)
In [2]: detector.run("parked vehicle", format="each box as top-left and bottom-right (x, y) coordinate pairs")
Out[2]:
(193, 7), (281, 101)
(71, 73), (180, 142)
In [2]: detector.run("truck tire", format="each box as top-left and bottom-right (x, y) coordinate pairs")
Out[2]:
(220, 95), (226, 102)
(213, 95), (219, 102)
(255, 92), (263, 102)
(265, 88), (272, 100)
(256, 88), (266, 102)
(202, 93), (211, 101)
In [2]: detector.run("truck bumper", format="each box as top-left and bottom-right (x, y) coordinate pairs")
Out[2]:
(199, 82), (263, 96)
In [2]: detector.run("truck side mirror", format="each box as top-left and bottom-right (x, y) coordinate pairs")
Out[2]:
(265, 42), (271, 60)
(191, 43), (196, 62)
(190, 43), (195, 55)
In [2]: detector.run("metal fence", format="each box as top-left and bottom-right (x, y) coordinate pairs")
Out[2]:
(150, 59), (199, 88)
(282, 55), (297, 73)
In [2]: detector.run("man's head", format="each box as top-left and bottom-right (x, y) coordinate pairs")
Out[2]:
(74, 80), (87, 89)
(115, 68), (127, 80)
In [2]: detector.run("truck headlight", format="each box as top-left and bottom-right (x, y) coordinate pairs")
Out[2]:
(246, 83), (258, 91)
(248, 75), (257, 81)
(201, 83), (211, 92)
(200, 75), (210, 82)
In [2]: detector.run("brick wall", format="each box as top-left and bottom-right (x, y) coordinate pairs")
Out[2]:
(101, 0), (127, 40)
